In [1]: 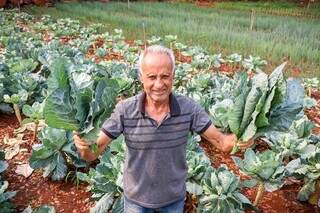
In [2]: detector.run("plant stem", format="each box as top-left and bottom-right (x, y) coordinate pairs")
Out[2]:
(308, 87), (312, 97)
(254, 181), (265, 206)
(13, 104), (22, 125)
(33, 120), (39, 142)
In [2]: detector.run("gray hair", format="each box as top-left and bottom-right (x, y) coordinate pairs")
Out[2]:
(138, 45), (175, 74)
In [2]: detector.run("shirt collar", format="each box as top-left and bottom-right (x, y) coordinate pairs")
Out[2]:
(138, 91), (181, 117)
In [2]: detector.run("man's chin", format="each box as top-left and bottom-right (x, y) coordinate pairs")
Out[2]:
(149, 94), (169, 102)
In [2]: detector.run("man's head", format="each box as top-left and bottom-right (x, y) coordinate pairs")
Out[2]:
(138, 45), (175, 103)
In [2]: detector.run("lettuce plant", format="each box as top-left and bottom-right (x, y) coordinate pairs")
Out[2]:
(233, 149), (286, 206)
(197, 165), (252, 213)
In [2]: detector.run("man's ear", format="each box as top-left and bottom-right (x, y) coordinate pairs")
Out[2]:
(138, 69), (143, 83)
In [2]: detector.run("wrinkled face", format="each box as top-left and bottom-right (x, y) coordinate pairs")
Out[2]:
(140, 52), (174, 103)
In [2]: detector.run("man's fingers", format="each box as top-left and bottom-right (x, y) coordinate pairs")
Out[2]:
(76, 144), (90, 151)
(73, 135), (89, 146)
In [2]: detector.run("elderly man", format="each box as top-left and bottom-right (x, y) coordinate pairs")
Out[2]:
(73, 45), (246, 212)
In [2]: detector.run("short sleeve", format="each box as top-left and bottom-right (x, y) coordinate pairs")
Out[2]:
(190, 101), (212, 134)
(101, 101), (124, 139)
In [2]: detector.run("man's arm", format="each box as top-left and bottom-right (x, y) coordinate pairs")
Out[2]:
(73, 131), (113, 162)
(200, 124), (236, 153)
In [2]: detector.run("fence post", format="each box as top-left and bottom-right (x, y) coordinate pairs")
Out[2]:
(250, 9), (255, 31)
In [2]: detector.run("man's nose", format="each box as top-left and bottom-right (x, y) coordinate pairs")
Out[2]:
(154, 78), (164, 88)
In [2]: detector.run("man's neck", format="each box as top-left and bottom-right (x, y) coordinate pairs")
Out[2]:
(145, 95), (170, 114)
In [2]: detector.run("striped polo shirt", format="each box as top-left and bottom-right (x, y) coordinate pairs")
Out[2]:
(101, 91), (211, 208)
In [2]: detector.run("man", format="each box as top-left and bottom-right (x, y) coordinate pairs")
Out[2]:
(73, 45), (248, 212)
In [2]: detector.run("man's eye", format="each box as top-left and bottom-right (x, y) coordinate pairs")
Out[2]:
(148, 76), (156, 80)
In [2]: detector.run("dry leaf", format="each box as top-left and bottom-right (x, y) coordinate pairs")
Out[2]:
(25, 120), (46, 132)
(15, 163), (34, 178)
(3, 134), (27, 146)
(5, 144), (20, 160)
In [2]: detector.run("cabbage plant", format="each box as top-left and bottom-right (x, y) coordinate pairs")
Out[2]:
(233, 149), (286, 206)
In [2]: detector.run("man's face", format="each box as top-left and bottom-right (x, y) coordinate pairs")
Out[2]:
(140, 52), (174, 103)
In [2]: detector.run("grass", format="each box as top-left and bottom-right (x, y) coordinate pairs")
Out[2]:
(24, 1), (320, 77)
(214, 1), (320, 18)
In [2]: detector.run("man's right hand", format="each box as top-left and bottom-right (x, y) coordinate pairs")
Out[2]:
(72, 131), (113, 162)
(73, 133), (90, 153)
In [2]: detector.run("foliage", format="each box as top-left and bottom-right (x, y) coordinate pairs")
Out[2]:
(286, 152), (320, 203)
(22, 205), (56, 213)
(197, 165), (252, 213)
(233, 149), (286, 192)
(263, 116), (315, 159)
(0, 150), (16, 213)
(77, 137), (125, 213)
(29, 127), (86, 181)
(22, 102), (44, 124)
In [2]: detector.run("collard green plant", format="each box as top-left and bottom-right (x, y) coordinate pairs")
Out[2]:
(302, 77), (319, 97)
(209, 63), (305, 153)
(29, 127), (86, 181)
(3, 90), (28, 125)
(22, 101), (44, 141)
(43, 57), (121, 151)
(186, 151), (211, 196)
(22, 205), (56, 213)
(95, 47), (107, 58)
(77, 137), (125, 213)
(233, 149), (286, 206)
(242, 55), (267, 74)
(286, 152), (320, 205)
(197, 165), (252, 213)
(263, 116), (315, 160)
(0, 150), (16, 213)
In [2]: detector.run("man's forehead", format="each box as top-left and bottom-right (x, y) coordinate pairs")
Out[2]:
(143, 52), (171, 62)
(142, 52), (172, 66)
